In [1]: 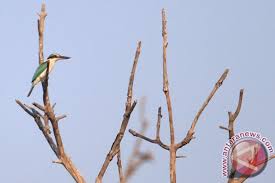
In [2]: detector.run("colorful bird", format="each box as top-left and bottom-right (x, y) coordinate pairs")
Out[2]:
(27, 53), (70, 97)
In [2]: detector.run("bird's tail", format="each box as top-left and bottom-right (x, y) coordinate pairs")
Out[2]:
(27, 85), (34, 97)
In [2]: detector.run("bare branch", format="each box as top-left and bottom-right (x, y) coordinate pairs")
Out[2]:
(156, 107), (162, 141)
(27, 105), (43, 118)
(161, 9), (177, 183)
(176, 69), (229, 149)
(16, 100), (35, 117)
(228, 89), (244, 139)
(129, 129), (169, 151)
(96, 41), (141, 183)
(191, 69), (229, 132)
(56, 114), (67, 121)
(162, 9), (169, 93)
(96, 102), (137, 183)
(176, 155), (186, 159)
(126, 41), (141, 110)
(218, 89), (245, 183)
(219, 125), (230, 131)
(117, 150), (125, 183)
(38, 3), (47, 65)
(52, 159), (63, 164)
(16, 100), (58, 155)
(52, 103), (57, 109)
(37, 2), (51, 134)
(33, 102), (45, 111)
(129, 107), (169, 151)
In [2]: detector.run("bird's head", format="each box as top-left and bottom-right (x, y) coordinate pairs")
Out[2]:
(47, 53), (70, 62)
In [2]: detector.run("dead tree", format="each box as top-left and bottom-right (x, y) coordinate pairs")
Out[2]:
(17, 3), (275, 183)
(219, 90), (275, 183)
(16, 4), (86, 183)
(129, 9), (229, 183)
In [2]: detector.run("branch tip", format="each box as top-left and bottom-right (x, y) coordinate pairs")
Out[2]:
(176, 155), (186, 159)
(52, 159), (62, 164)
(219, 126), (230, 131)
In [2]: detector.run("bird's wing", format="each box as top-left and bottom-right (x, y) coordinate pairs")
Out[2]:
(31, 61), (48, 82)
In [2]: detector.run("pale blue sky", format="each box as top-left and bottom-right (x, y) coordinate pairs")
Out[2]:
(1, 1), (275, 182)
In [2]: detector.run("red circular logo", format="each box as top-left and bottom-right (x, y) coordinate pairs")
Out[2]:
(230, 139), (268, 177)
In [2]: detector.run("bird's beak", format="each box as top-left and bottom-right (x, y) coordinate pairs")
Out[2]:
(59, 55), (71, 60)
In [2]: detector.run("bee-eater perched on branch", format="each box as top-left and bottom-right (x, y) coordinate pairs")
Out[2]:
(27, 53), (70, 97)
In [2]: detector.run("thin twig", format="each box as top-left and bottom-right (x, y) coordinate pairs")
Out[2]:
(56, 114), (67, 121)
(52, 159), (63, 164)
(33, 102), (45, 111)
(219, 126), (230, 131)
(96, 41), (141, 183)
(176, 155), (186, 159)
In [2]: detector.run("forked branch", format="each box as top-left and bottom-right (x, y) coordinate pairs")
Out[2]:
(219, 90), (275, 183)
(95, 41), (142, 183)
(16, 100), (58, 155)
(219, 89), (244, 139)
(129, 107), (169, 150)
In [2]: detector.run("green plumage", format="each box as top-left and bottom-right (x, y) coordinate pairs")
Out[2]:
(27, 53), (70, 97)
(32, 61), (48, 82)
